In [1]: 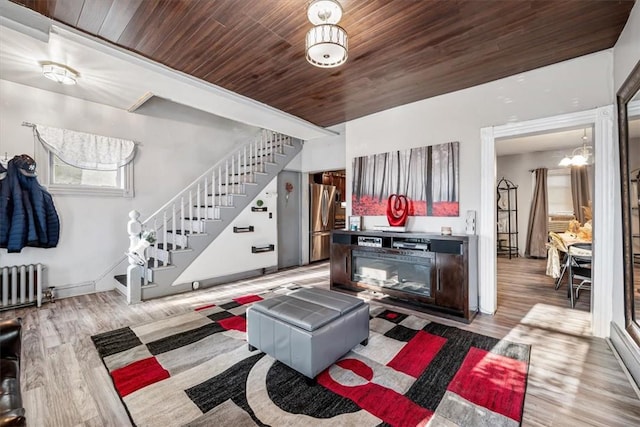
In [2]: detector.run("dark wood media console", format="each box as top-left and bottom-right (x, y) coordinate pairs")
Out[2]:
(330, 229), (478, 322)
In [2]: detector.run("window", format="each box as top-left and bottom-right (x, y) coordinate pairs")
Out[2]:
(547, 169), (572, 215)
(47, 153), (133, 197)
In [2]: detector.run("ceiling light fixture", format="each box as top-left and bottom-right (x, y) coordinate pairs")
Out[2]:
(305, 0), (348, 68)
(42, 63), (78, 85)
(559, 129), (593, 167)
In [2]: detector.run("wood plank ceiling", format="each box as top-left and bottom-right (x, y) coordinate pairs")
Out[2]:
(12, 0), (636, 128)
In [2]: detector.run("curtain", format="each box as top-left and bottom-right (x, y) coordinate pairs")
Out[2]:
(525, 168), (548, 258)
(34, 124), (136, 171)
(571, 166), (590, 224)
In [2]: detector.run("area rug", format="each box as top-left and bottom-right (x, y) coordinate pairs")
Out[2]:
(92, 285), (530, 427)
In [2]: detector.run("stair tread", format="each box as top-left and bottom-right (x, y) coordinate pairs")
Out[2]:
(149, 265), (176, 271)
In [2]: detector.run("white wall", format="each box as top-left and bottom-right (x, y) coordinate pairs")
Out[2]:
(286, 124), (346, 174)
(173, 179), (278, 285)
(346, 50), (614, 233)
(0, 79), (252, 293)
(613, 2), (640, 328)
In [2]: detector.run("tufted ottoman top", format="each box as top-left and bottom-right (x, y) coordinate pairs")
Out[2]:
(249, 288), (364, 332)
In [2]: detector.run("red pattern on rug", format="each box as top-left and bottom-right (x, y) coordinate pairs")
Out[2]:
(194, 303), (216, 311)
(335, 358), (374, 381)
(318, 359), (433, 427)
(217, 315), (247, 332)
(111, 357), (170, 397)
(233, 294), (263, 305)
(448, 347), (527, 421)
(387, 330), (447, 378)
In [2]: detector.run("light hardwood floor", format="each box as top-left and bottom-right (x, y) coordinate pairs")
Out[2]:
(1, 259), (640, 426)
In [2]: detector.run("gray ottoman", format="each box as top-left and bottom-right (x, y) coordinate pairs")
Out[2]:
(246, 288), (369, 379)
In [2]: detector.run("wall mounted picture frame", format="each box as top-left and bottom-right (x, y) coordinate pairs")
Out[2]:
(351, 141), (459, 217)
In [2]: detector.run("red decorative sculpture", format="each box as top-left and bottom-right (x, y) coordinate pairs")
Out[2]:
(386, 194), (409, 226)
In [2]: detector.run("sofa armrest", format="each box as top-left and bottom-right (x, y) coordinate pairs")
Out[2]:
(0, 410), (27, 427)
(0, 319), (22, 360)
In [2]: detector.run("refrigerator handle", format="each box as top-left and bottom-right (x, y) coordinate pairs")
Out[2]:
(322, 188), (329, 227)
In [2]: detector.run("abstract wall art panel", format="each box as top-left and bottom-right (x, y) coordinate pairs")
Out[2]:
(352, 142), (459, 217)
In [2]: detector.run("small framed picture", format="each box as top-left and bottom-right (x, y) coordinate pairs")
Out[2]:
(348, 216), (362, 231)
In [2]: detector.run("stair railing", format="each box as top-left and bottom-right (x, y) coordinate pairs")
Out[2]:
(137, 129), (292, 271)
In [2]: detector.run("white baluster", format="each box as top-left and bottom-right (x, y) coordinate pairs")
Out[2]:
(197, 183), (202, 220)
(172, 203), (177, 247)
(218, 167), (222, 206)
(163, 211), (168, 252)
(249, 143), (254, 180)
(244, 147), (247, 184)
(225, 160), (229, 206)
(211, 170), (216, 213)
(180, 197), (185, 246)
(153, 218), (159, 268)
(254, 138), (258, 174)
(231, 157), (235, 195)
(270, 130), (274, 163)
(189, 190), (194, 233)
(237, 152), (242, 191)
(204, 177), (209, 219)
(261, 132), (265, 172)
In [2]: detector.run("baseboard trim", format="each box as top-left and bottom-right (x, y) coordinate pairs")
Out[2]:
(176, 266), (279, 290)
(609, 321), (640, 396)
(52, 281), (97, 300)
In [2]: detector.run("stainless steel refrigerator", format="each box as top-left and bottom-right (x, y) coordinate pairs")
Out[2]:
(310, 183), (336, 262)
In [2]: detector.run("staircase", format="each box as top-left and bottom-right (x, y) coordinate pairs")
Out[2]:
(117, 130), (302, 303)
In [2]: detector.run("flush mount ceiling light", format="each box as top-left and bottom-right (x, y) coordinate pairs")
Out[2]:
(306, 0), (348, 68)
(42, 63), (78, 85)
(559, 129), (593, 167)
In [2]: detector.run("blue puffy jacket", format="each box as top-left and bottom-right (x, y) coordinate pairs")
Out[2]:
(0, 164), (9, 247)
(5, 158), (60, 252)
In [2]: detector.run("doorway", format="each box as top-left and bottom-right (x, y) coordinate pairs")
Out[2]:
(480, 106), (616, 337)
(494, 126), (595, 314)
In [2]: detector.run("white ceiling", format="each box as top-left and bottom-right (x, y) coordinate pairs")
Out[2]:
(0, 2), (334, 140)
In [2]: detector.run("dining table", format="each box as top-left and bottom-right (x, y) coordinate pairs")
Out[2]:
(546, 231), (592, 287)
(557, 231), (592, 247)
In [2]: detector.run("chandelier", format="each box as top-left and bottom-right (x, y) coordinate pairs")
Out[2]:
(305, 0), (348, 68)
(559, 129), (593, 167)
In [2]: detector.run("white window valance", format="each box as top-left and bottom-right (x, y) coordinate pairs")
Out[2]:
(34, 124), (136, 171)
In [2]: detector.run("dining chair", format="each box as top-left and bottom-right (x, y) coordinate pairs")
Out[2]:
(567, 242), (592, 308)
(548, 232), (569, 290)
